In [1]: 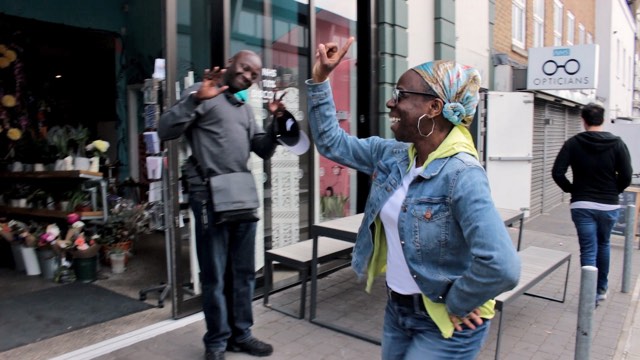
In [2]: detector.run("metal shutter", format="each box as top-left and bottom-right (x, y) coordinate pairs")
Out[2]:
(530, 98), (581, 217)
(543, 102), (568, 213)
(530, 99), (546, 217)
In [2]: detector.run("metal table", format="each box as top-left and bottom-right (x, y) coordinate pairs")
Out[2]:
(496, 207), (525, 250)
(308, 208), (524, 345)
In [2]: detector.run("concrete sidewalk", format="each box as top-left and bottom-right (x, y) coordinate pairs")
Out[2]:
(32, 204), (640, 359)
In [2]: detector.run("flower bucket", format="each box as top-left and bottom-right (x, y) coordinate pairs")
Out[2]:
(101, 240), (132, 266)
(37, 249), (59, 280)
(20, 246), (41, 276)
(110, 252), (126, 274)
(73, 255), (97, 283)
(10, 243), (25, 271)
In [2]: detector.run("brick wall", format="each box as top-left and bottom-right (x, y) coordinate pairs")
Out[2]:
(493, 0), (596, 66)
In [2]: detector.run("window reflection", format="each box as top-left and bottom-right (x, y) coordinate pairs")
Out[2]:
(227, 0), (357, 251)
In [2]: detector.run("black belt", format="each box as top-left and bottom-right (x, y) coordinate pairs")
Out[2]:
(388, 288), (426, 311)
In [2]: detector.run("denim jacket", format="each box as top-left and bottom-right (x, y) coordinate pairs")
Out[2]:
(306, 80), (520, 317)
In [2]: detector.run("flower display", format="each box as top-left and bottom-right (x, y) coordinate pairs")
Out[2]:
(99, 198), (150, 247)
(6, 127), (21, 141)
(85, 139), (110, 159)
(0, 41), (43, 164)
(86, 140), (109, 153)
(56, 217), (100, 258)
(0, 43), (15, 69)
(5, 219), (37, 247)
(38, 223), (60, 250)
(1, 94), (16, 108)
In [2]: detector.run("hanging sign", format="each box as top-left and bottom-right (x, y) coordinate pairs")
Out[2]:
(527, 44), (599, 90)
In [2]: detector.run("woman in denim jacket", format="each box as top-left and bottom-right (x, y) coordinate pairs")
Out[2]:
(307, 38), (520, 359)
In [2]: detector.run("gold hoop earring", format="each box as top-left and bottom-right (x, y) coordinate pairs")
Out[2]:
(417, 114), (435, 138)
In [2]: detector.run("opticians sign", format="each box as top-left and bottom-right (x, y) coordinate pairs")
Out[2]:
(527, 44), (599, 90)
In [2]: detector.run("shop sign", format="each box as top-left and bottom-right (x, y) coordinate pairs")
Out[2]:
(527, 44), (599, 90)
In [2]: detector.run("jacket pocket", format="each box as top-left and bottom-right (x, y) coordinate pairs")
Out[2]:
(409, 197), (450, 254)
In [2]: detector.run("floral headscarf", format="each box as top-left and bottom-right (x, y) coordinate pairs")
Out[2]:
(411, 60), (481, 127)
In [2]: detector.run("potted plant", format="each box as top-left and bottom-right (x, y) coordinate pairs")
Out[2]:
(98, 198), (150, 265)
(85, 139), (110, 173)
(47, 125), (73, 170)
(107, 246), (127, 274)
(70, 125), (90, 170)
(5, 183), (32, 208)
(65, 189), (92, 212)
(56, 218), (100, 283)
(26, 188), (49, 209)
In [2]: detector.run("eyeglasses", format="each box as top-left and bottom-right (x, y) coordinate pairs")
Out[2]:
(392, 88), (437, 105)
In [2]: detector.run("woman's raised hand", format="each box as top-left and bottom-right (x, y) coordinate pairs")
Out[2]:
(312, 37), (354, 83)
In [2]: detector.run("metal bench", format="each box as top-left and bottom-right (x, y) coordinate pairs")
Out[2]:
(493, 246), (571, 360)
(263, 237), (354, 319)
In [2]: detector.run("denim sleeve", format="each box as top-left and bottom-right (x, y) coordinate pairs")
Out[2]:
(445, 164), (521, 317)
(305, 79), (385, 176)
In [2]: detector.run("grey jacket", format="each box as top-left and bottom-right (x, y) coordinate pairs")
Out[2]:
(158, 85), (277, 203)
(158, 83), (277, 211)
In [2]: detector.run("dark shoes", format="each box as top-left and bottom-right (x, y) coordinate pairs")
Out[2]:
(205, 350), (225, 360)
(227, 337), (273, 357)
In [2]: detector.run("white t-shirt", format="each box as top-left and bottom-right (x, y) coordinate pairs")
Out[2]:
(380, 163), (422, 295)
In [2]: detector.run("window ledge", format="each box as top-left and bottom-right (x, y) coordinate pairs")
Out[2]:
(511, 45), (528, 58)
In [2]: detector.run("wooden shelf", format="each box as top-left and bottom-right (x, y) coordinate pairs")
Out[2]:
(0, 206), (104, 220)
(0, 170), (103, 180)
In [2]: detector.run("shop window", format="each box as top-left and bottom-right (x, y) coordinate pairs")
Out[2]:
(0, 14), (117, 168)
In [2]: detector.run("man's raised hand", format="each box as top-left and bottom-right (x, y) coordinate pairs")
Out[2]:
(312, 37), (354, 83)
(195, 67), (229, 100)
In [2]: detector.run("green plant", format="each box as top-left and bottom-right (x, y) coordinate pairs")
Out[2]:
(100, 198), (150, 245)
(70, 125), (90, 157)
(65, 190), (90, 212)
(26, 188), (49, 208)
(5, 183), (32, 200)
(47, 125), (73, 159)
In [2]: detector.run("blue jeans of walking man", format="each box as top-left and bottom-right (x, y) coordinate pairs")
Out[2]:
(190, 190), (257, 352)
(571, 208), (619, 296)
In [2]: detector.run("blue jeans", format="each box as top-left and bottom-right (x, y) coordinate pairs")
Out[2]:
(381, 295), (490, 360)
(571, 208), (619, 294)
(190, 190), (257, 351)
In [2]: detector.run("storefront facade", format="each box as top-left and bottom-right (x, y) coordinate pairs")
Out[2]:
(0, 0), (412, 321)
(163, 0), (383, 317)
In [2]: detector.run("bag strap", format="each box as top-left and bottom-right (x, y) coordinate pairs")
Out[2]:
(188, 155), (209, 185)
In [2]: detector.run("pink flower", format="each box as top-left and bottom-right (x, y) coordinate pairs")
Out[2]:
(67, 213), (81, 224)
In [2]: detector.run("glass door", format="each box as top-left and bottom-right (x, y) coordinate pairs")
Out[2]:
(164, 0), (364, 318)
(229, 0), (312, 254)
(312, 1), (358, 221)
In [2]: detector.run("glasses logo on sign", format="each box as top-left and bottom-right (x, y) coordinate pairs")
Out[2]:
(542, 59), (580, 76)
